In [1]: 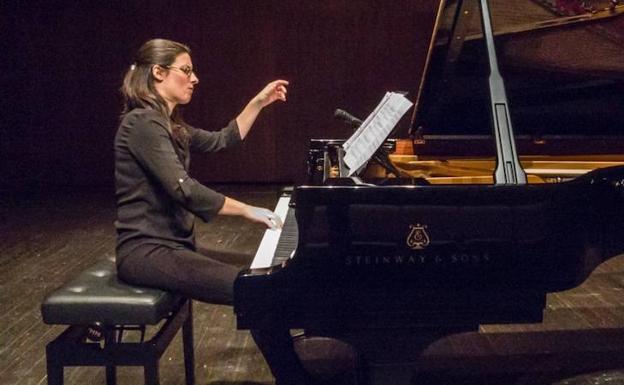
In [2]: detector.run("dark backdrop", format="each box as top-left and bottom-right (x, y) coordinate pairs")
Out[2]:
(1, 0), (440, 196)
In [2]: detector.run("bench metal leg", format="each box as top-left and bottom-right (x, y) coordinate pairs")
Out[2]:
(183, 301), (195, 385)
(106, 365), (117, 385)
(105, 329), (117, 385)
(144, 361), (160, 385)
(46, 349), (64, 385)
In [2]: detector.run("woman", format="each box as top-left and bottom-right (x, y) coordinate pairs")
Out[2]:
(114, 39), (310, 385)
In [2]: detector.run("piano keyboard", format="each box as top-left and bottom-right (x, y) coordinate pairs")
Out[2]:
(250, 195), (298, 269)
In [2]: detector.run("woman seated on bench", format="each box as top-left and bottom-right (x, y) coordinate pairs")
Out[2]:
(115, 38), (310, 385)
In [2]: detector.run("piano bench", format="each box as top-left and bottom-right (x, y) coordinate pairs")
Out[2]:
(294, 335), (364, 385)
(41, 258), (195, 385)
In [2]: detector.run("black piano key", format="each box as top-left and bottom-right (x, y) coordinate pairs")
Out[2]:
(272, 208), (298, 266)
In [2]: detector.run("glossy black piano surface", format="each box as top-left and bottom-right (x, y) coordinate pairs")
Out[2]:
(235, 163), (624, 327)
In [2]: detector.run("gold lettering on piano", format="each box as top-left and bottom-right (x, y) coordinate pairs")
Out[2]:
(407, 224), (430, 250)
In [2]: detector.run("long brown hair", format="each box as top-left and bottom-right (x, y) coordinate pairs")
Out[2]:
(121, 38), (191, 146)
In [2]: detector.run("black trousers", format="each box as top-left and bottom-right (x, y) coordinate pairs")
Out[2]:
(117, 243), (309, 385)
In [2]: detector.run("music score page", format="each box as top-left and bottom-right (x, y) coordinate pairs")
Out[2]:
(343, 92), (413, 176)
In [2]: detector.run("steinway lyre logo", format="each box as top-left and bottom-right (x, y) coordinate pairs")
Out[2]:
(407, 223), (430, 250)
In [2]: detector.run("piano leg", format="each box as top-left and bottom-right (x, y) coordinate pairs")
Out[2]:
(249, 328), (313, 384)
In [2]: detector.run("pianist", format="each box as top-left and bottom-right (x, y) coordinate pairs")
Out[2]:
(114, 39), (310, 385)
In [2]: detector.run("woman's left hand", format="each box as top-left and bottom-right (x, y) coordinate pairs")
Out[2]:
(253, 79), (289, 108)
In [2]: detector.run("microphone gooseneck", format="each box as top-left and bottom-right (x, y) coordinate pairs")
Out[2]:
(334, 109), (363, 127)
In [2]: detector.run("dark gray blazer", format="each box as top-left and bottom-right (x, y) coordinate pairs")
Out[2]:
(114, 108), (241, 255)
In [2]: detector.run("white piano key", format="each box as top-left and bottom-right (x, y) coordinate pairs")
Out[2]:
(250, 195), (291, 269)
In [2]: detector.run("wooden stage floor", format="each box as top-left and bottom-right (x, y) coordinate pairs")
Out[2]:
(2, 186), (624, 385)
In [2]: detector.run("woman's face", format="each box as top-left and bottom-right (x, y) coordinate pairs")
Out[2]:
(156, 53), (199, 108)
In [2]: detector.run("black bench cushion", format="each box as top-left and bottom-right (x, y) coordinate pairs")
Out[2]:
(41, 258), (183, 325)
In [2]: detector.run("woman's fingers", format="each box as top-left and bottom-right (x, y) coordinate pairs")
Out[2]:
(253, 79), (289, 107)
(272, 79), (289, 87)
(248, 206), (283, 229)
(268, 212), (283, 229)
(271, 80), (289, 101)
(276, 84), (287, 101)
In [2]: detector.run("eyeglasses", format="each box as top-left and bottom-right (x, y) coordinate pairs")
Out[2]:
(166, 65), (196, 78)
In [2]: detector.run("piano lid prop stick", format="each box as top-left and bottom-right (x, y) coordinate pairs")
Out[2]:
(479, 0), (527, 185)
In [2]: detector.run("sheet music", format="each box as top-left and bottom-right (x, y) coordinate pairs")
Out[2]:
(343, 92), (413, 176)
(343, 93), (391, 151)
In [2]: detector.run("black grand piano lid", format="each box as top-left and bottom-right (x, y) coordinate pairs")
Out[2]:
(408, 0), (624, 138)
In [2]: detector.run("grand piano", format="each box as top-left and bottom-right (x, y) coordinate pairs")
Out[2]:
(234, 0), (624, 383)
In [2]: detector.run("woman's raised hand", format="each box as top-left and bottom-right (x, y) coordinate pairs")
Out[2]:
(253, 80), (289, 108)
(235, 79), (289, 139)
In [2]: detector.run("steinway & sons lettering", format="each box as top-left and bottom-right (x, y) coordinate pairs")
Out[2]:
(344, 253), (491, 266)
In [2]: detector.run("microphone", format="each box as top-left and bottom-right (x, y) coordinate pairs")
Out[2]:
(334, 109), (363, 127)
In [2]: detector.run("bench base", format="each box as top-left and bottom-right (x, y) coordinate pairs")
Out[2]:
(45, 299), (194, 385)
